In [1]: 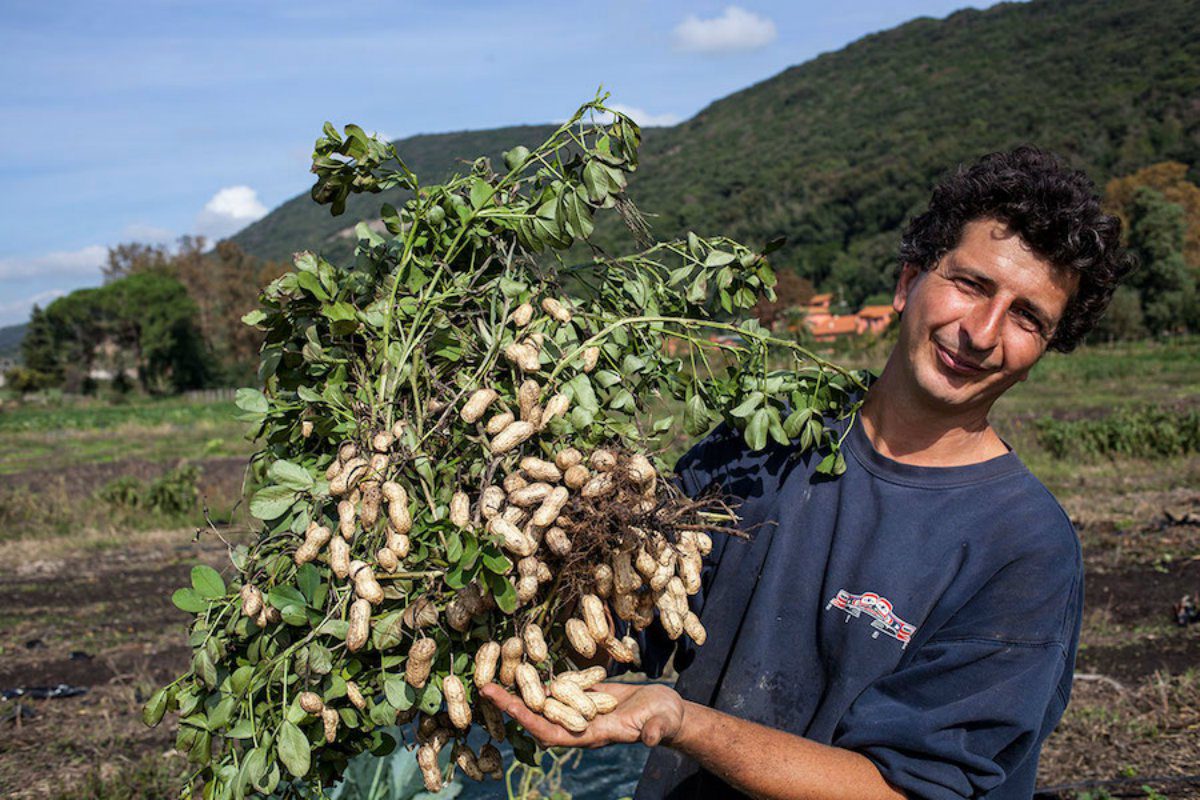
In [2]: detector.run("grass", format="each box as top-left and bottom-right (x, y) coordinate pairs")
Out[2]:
(0, 397), (253, 475)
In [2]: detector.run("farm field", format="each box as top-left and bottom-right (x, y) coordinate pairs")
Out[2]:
(0, 338), (1197, 799)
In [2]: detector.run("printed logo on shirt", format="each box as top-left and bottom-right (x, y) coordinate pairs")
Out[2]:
(826, 589), (917, 649)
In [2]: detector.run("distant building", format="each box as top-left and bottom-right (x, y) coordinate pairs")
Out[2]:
(800, 299), (897, 342)
(855, 304), (897, 335)
(807, 314), (860, 342)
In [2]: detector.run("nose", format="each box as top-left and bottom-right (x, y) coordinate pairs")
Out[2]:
(959, 296), (1005, 354)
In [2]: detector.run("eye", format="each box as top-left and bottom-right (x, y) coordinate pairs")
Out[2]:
(954, 277), (982, 293)
(1013, 308), (1044, 333)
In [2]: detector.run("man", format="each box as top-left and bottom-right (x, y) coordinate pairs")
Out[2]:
(484, 147), (1134, 799)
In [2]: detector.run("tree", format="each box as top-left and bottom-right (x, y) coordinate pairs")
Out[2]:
(1125, 188), (1196, 335)
(171, 237), (288, 382)
(1106, 162), (1200, 270)
(102, 242), (171, 284)
(1090, 286), (1146, 342)
(20, 304), (60, 380)
(25, 273), (210, 393)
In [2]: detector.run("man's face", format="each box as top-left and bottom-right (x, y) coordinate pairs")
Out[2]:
(891, 217), (1078, 416)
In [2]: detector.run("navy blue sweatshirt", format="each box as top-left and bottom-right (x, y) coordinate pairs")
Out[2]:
(631, 418), (1083, 799)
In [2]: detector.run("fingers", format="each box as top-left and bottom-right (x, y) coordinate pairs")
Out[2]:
(591, 682), (641, 702)
(480, 683), (586, 747)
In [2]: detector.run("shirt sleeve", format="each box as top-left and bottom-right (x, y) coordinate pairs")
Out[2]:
(833, 636), (1070, 798)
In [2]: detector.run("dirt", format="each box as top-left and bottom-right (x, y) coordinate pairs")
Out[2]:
(1, 481), (1198, 798)
(0, 455), (246, 500)
(0, 530), (229, 798)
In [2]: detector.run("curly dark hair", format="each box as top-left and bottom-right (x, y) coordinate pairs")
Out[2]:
(898, 146), (1135, 351)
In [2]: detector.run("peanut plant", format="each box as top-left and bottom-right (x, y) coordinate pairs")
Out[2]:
(147, 93), (866, 799)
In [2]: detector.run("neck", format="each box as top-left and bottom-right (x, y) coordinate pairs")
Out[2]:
(861, 358), (1009, 467)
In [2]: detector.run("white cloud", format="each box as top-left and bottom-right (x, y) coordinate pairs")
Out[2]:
(607, 104), (682, 128)
(194, 185), (269, 240)
(121, 222), (176, 244)
(672, 6), (778, 54)
(0, 245), (108, 281)
(0, 288), (68, 326)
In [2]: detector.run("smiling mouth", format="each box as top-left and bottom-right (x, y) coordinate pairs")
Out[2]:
(934, 342), (989, 376)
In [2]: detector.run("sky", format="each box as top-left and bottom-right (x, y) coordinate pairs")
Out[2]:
(0, 0), (1000, 327)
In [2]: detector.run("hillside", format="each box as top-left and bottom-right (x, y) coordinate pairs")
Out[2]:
(235, 0), (1200, 304)
(0, 323), (27, 362)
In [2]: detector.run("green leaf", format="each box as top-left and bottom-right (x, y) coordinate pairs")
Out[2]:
(142, 686), (170, 727)
(745, 408), (769, 451)
(277, 721), (310, 778)
(172, 587), (209, 613)
(767, 406), (790, 447)
(230, 665), (254, 695)
(417, 682), (443, 715)
(269, 460), (314, 491)
(705, 250), (736, 267)
(609, 389), (635, 411)
(281, 605), (307, 626)
(481, 549), (512, 575)
(250, 485), (297, 521)
(316, 619), (349, 640)
(268, 586), (307, 610)
(566, 374), (599, 414)
(193, 648), (218, 688)
(763, 235), (787, 254)
(730, 391), (764, 419)
(783, 408), (813, 439)
(241, 309), (267, 327)
(322, 301), (357, 322)
(445, 531), (463, 564)
(486, 572), (518, 614)
(208, 694), (237, 729)
(733, 286), (757, 308)
(235, 388), (269, 415)
(384, 677), (417, 711)
(295, 270), (329, 301)
(228, 719), (255, 740)
(510, 727), (539, 766)
(191, 565), (226, 599)
(815, 452), (838, 476)
(370, 612), (405, 650)
(369, 699), (395, 727)
(469, 177), (491, 210)
(684, 394), (711, 436)
(295, 563), (322, 605)
(308, 643), (333, 675)
(687, 231), (702, 257)
(592, 369), (622, 389)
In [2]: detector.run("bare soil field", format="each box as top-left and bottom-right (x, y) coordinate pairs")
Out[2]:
(0, 461), (1197, 798)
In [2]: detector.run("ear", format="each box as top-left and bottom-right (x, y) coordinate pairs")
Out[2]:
(894, 263), (922, 314)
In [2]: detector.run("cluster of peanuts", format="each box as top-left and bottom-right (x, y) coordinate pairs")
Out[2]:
(238, 430), (415, 651)
(236, 293), (718, 791)
(408, 657), (615, 792)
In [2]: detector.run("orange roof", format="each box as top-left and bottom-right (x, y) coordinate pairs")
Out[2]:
(806, 315), (859, 335)
(856, 305), (896, 319)
(809, 293), (833, 305)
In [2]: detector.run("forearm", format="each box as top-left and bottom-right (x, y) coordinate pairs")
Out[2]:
(670, 701), (906, 800)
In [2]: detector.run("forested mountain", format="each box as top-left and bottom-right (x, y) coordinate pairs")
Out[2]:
(237, 0), (1200, 305)
(0, 323), (28, 361)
